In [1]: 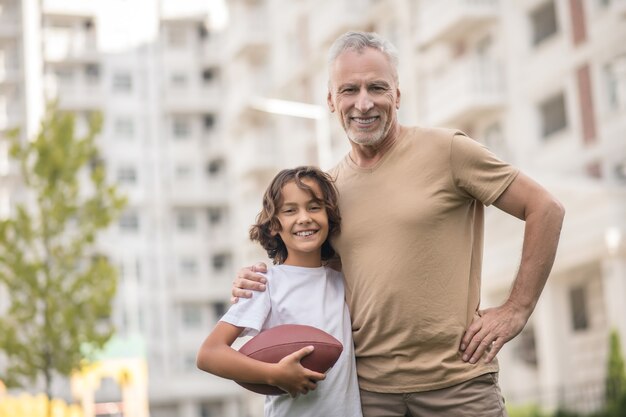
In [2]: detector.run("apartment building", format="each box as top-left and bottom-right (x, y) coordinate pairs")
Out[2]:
(225, 0), (626, 414)
(0, 0), (248, 416)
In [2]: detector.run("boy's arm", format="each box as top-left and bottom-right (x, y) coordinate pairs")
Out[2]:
(197, 321), (326, 397)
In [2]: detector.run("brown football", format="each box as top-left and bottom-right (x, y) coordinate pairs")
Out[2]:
(236, 324), (343, 395)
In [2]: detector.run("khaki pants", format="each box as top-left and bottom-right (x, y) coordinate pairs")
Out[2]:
(359, 373), (508, 417)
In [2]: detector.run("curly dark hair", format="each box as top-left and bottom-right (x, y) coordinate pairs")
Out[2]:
(249, 166), (341, 265)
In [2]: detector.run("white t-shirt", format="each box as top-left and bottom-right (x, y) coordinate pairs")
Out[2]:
(221, 264), (362, 417)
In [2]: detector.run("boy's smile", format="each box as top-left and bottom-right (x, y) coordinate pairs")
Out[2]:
(275, 179), (329, 267)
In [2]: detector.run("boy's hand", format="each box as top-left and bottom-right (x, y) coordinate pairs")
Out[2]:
(270, 346), (326, 397)
(231, 263), (268, 304)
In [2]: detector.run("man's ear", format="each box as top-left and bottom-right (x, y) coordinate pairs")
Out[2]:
(396, 87), (401, 109)
(327, 91), (335, 113)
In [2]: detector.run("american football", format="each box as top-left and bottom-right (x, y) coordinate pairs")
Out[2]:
(236, 324), (343, 395)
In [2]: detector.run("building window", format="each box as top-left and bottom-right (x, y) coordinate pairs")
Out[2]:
(117, 166), (137, 184)
(177, 211), (196, 231)
(180, 258), (198, 277)
(119, 211), (139, 232)
(55, 67), (74, 86)
(114, 118), (134, 138)
(206, 159), (224, 176)
(514, 325), (538, 367)
(172, 117), (190, 139)
(170, 73), (187, 89)
(167, 27), (187, 47)
(112, 72), (132, 92)
(203, 114), (215, 130)
(531, 1), (559, 46)
(569, 285), (589, 331)
(207, 207), (223, 225)
(212, 253), (231, 271)
(85, 64), (100, 84)
(175, 164), (192, 179)
(202, 68), (217, 83)
(540, 93), (568, 138)
(605, 54), (626, 111)
(181, 305), (202, 328)
(212, 301), (226, 319)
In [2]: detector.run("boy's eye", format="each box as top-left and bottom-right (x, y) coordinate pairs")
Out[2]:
(309, 205), (321, 211)
(281, 208), (295, 214)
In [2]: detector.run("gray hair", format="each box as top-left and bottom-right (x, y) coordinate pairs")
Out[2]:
(327, 31), (399, 82)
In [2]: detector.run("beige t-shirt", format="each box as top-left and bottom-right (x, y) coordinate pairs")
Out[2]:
(330, 126), (519, 393)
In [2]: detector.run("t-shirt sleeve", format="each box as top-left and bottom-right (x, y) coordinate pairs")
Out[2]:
(449, 131), (519, 206)
(219, 273), (271, 337)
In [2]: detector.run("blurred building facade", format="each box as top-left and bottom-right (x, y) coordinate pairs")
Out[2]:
(225, 0), (626, 414)
(0, 0), (245, 416)
(1, 0), (625, 416)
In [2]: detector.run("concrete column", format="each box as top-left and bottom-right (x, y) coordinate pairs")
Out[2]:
(534, 281), (566, 411)
(602, 255), (626, 358)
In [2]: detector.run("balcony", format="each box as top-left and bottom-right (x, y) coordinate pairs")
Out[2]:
(226, 6), (269, 60)
(169, 177), (229, 207)
(231, 134), (280, 178)
(44, 28), (99, 63)
(422, 58), (505, 126)
(163, 84), (221, 114)
(416, 0), (500, 48)
(42, 0), (97, 17)
(0, 64), (20, 85)
(309, 0), (373, 49)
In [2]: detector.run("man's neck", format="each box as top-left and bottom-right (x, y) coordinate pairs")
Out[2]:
(349, 125), (403, 169)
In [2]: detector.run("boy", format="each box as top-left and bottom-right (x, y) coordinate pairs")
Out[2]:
(196, 166), (362, 417)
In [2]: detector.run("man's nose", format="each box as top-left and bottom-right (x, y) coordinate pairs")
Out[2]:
(355, 90), (374, 113)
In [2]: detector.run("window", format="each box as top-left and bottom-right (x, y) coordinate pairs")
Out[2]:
(182, 305), (202, 328)
(206, 159), (224, 176)
(85, 64), (100, 83)
(119, 211), (139, 232)
(212, 253), (231, 271)
(167, 27), (187, 47)
(117, 166), (137, 184)
(175, 164), (192, 179)
(540, 93), (568, 138)
(569, 285), (589, 331)
(202, 68), (216, 83)
(180, 258), (198, 277)
(172, 117), (190, 139)
(170, 73), (187, 89)
(531, 1), (559, 46)
(514, 326), (538, 366)
(212, 301), (226, 319)
(112, 72), (132, 92)
(203, 114), (215, 130)
(207, 207), (223, 225)
(55, 67), (74, 85)
(198, 23), (209, 40)
(605, 54), (626, 111)
(114, 118), (134, 138)
(177, 211), (196, 231)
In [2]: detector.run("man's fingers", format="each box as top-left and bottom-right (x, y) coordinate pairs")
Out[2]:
(460, 318), (483, 351)
(483, 339), (503, 363)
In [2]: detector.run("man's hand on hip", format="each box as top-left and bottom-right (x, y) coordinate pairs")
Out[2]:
(459, 301), (529, 364)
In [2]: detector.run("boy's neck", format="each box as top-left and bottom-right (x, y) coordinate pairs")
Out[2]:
(283, 256), (323, 268)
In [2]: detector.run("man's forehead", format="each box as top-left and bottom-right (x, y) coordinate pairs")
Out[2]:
(329, 48), (395, 85)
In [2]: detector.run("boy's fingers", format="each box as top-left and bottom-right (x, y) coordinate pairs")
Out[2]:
(251, 262), (268, 273)
(288, 346), (314, 362)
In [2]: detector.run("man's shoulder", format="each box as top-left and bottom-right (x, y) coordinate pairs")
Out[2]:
(403, 125), (467, 142)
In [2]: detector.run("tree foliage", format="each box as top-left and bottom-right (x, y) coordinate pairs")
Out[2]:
(0, 103), (126, 397)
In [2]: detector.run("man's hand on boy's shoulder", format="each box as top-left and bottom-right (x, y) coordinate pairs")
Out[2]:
(231, 263), (268, 304)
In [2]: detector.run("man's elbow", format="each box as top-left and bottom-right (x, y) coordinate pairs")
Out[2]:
(545, 194), (565, 226)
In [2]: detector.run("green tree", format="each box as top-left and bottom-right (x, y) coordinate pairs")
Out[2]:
(0, 103), (126, 403)
(605, 329), (626, 415)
